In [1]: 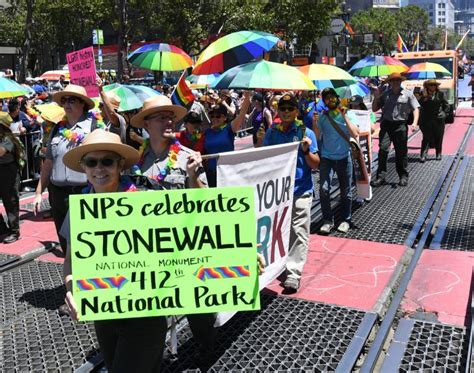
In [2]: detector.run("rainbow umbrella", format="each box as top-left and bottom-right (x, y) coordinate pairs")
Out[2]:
(298, 64), (356, 90)
(128, 43), (193, 71)
(193, 31), (279, 75)
(0, 77), (29, 98)
(349, 56), (408, 77)
(186, 73), (220, 89)
(403, 62), (451, 79)
(335, 81), (370, 99)
(212, 60), (316, 91)
(103, 83), (161, 112)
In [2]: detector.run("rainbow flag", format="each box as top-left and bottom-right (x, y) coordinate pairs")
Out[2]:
(412, 32), (420, 52)
(171, 72), (195, 106)
(397, 33), (408, 53)
(344, 22), (355, 36)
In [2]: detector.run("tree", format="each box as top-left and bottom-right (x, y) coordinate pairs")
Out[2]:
(395, 5), (428, 51)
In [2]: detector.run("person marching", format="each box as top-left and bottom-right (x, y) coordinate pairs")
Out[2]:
(175, 110), (206, 154)
(315, 88), (360, 234)
(33, 84), (95, 254)
(0, 112), (23, 243)
(257, 93), (320, 293)
(371, 72), (420, 187)
(418, 79), (449, 162)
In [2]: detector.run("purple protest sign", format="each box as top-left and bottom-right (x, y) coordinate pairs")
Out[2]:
(66, 46), (99, 97)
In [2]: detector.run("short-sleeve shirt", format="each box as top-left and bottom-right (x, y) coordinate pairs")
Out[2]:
(140, 143), (207, 189)
(317, 112), (351, 161)
(45, 117), (92, 186)
(104, 114), (126, 143)
(204, 124), (235, 172)
(0, 136), (15, 164)
(263, 122), (318, 197)
(379, 88), (420, 121)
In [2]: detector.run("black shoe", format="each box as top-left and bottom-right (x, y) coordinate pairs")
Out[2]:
(398, 177), (408, 187)
(420, 157), (426, 163)
(436, 154), (442, 160)
(3, 232), (20, 244)
(370, 178), (385, 187)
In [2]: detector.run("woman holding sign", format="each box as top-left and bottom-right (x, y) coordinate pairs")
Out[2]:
(61, 129), (173, 372)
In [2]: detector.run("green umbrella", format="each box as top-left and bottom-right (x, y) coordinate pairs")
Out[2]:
(212, 60), (316, 91)
(103, 84), (160, 112)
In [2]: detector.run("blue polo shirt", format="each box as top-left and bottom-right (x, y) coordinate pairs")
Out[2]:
(300, 100), (316, 130)
(204, 123), (235, 171)
(317, 112), (351, 160)
(263, 122), (318, 197)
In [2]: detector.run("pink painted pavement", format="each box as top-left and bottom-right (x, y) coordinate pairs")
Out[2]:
(402, 250), (474, 327)
(265, 235), (407, 312)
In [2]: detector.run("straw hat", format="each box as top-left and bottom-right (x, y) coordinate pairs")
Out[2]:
(131, 95), (187, 128)
(0, 112), (13, 130)
(63, 129), (140, 173)
(423, 79), (441, 87)
(52, 84), (95, 110)
(385, 72), (407, 82)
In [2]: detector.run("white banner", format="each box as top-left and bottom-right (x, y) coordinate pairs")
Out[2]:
(347, 109), (373, 200)
(215, 142), (299, 325)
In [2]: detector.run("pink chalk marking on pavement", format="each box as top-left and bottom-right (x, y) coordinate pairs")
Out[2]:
(265, 235), (406, 312)
(402, 250), (474, 327)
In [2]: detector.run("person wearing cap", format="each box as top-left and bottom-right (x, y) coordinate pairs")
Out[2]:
(418, 79), (449, 162)
(96, 78), (127, 143)
(316, 88), (360, 235)
(371, 72), (420, 187)
(259, 92), (319, 293)
(176, 111), (205, 153)
(0, 112), (23, 243)
(203, 91), (251, 187)
(249, 92), (272, 146)
(33, 84), (95, 254)
(60, 129), (170, 372)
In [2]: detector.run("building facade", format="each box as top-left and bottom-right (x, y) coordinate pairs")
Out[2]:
(373, 0), (400, 9)
(408, 0), (455, 29)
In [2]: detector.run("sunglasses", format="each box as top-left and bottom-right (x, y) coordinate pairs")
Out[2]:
(145, 114), (176, 122)
(61, 96), (80, 105)
(81, 157), (121, 168)
(278, 106), (296, 112)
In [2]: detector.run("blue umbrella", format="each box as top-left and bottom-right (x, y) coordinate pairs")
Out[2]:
(335, 81), (370, 99)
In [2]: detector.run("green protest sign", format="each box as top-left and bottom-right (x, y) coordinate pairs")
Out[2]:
(69, 187), (259, 321)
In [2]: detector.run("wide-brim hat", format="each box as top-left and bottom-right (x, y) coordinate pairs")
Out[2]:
(0, 112), (13, 130)
(63, 129), (140, 173)
(385, 72), (407, 82)
(130, 95), (187, 128)
(52, 84), (95, 110)
(423, 79), (441, 87)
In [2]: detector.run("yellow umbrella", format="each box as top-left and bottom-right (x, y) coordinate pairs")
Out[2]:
(35, 103), (65, 123)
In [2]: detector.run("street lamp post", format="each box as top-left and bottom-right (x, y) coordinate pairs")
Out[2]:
(341, 1), (352, 67)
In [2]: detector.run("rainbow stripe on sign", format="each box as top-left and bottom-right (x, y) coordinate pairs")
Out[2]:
(195, 266), (250, 281)
(76, 275), (128, 291)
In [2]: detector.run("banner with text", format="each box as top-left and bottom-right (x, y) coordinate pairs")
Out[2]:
(66, 46), (99, 97)
(69, 187), (259, 322)
(347, 109), (373, 199)
(216, 143), (298, 325)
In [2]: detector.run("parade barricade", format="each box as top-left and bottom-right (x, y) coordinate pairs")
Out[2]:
(18, 130), (42, 185)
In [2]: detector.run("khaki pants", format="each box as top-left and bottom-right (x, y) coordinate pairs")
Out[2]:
(286, 193), (313, 280)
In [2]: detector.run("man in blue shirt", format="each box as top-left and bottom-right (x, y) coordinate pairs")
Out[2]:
(315, 88), (360, 234)
(260, 92), (320, 293)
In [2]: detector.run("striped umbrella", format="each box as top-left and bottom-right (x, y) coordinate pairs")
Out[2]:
(335, 81), (371, 99)
(0, 78), (29, 98)
(212, 60), (316, 91)
(128, 43), (193, 71)
(349, 56), (408, 77)
(40, 70), (70, 80)
(186, 73), (220, 89)
(103, 84), (161, 112)
(193, 30), (279, 75)
(404, 62), (451, 79)
(298, 64), (356, 90)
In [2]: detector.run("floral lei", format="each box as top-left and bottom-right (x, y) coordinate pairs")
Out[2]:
(27, 107), (40, 121)
(131, 138), (182, 182)
(185, 131), (202, 143)
(57, 120), (85, 144)
(88, 110), (106, 130)
(82, 177), (138, 194)
(275, 119), (303, 133)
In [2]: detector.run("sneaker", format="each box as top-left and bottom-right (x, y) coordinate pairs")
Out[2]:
(3, 232), (20, 244)
(420, 157), (426, 163)
(398, 176), (408, 187)
(283, 277), (300, 293)
(436, 154), (442, 160)
(319, 223), (334, 234)
(370, 178), (385, 187)
(337, 221), (350, 233)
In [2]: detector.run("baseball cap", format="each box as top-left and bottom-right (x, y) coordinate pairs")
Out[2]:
(278, 93), (298, 108)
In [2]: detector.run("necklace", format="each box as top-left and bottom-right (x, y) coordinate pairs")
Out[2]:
(212, 123), (227, 131)
(57, 121), (85, 144)
(88, 111), (106, 130)
(131, 139), (182, 182)
(82, 177), (138, 194)
(275, 119), (303, 133)
(186, 131), (202, 143)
